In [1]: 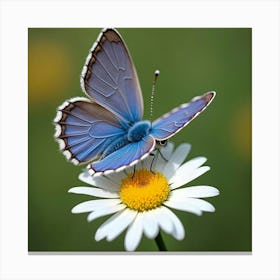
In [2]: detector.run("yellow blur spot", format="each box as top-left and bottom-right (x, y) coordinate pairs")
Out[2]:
(230, 104), (252, 161)
(28, 40), (72, 104)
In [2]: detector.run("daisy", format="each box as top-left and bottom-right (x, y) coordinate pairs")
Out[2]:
(68, 142), (219, 251)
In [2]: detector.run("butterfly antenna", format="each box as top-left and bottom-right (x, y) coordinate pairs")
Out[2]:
(150, 70), (160, 121)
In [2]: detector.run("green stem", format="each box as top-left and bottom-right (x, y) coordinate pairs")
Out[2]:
(155, 231), (167, 251)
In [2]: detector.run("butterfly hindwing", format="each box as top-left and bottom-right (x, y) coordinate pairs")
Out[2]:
(151, 92), (215, 140)
(87, 135), (155, 175)
(80, 28), (144, 124)
(54, 97), (126, 164)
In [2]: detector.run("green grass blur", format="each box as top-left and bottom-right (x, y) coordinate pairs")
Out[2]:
(28, 28), (251, 252)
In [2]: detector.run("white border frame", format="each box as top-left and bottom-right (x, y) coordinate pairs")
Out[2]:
(1, 0), (279, 279)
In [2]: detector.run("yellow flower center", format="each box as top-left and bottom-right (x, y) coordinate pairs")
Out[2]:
(119, 169), (170, 212)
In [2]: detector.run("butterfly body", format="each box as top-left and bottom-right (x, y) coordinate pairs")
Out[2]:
(127, 120), (151, 142)
(100, 135), (129, 160)
(54, 28), (216, 176)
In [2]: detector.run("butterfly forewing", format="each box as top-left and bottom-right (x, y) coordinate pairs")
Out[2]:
(80, 28), (144, 124)
(150, 92), (216, 140)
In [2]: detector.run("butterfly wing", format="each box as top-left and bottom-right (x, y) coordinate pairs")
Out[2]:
(80, 28), (143, 124)
(87, 135), (156, 175)
(151, 92), (216, 140)
(54, 97), (126, 165)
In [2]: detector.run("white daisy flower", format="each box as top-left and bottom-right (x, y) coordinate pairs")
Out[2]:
(68, 143), (219, 251)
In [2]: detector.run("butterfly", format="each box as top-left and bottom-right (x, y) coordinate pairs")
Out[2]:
(54, 28), (216, 176)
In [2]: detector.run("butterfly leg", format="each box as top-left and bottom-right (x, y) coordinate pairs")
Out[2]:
(158, 148), (168, 162)
(149, 152), (157, 174)
(131, 165), (136, 179)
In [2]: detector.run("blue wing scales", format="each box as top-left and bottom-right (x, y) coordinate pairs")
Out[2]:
(151, 92), (215, 140)
(80, 28), (143, 124)
(54, 98), (126, 164)
(87, 135), (156, 175)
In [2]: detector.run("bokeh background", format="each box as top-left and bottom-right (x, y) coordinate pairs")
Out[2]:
(28, 28), (251, 252)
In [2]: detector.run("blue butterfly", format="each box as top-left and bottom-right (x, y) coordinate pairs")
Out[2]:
(54, 28), (215, 176)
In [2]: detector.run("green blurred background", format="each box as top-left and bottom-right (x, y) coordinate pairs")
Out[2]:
(28, 28), (251, 252)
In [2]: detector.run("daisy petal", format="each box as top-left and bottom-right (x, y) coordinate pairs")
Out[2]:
(182, 156), (208, 170)
(95, 208), (137, 242)
(164, 199), (202, 216)
(171, 186), (220, 198)
(94, 210), (123, 239)
(103, 171), (126, 185)
(68, 187), (119, 198)
(142, 211), (159, 239)
(79, 172), (118, 191)
(170, 166), (210, 189)
(153, 207), (173, 234)
(163, 143), (191, 179)
(162, 206), (185, 240)
(71, 199), (121, 213)
(169, 156), (208, 184)
(95, 210), (123, 241)
(106, 209), (137, 242)
(87, 204), (126, 222)
(161, 142), (175, 158)
(183, 198), (216, 212)
(154, 142), (174, 172)
(142, 154), (154, 170)
(125, 213), (144, 251)
(169, 192), (216, 212)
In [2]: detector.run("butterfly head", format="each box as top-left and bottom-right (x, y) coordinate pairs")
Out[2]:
(156, 139), (168, 147)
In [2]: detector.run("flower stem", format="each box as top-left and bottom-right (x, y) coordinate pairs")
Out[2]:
(155, 231), (167, 251)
